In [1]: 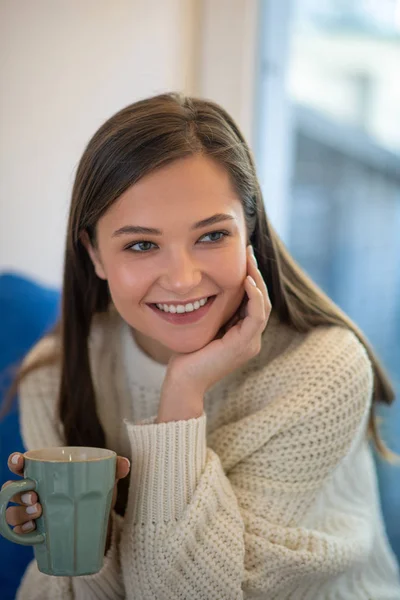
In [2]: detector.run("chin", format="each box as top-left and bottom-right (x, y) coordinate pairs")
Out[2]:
(163, 334), (214, 354)
(164, 323), (221, 351)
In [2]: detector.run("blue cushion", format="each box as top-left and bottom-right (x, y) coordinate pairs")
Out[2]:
(0, 272), (60, 600)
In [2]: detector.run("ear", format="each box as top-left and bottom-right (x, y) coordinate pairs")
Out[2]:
(80, 230), (107, 280)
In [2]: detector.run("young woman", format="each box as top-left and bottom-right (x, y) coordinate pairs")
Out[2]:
(1, 92), (400, 599)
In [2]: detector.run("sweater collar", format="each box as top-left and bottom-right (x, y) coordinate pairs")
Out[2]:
(120, 316), (168, 391)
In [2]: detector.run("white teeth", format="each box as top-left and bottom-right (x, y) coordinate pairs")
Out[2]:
(156, 297), (210, 313)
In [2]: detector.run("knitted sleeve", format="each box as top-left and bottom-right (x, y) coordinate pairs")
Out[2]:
(120, 326), (374, 599)
(15, 338), (125, 600)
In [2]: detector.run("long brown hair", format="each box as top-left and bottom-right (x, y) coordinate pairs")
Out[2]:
(1, 92), (398, 514)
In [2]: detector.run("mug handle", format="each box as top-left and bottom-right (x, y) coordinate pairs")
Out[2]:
(0, 479), (45, 545)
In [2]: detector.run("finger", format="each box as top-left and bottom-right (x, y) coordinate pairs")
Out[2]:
(111, 465), (126, 512)
(240, 276), (267, 340)
(6, 502), (42, 527)
(0, 481), (38, 506)
(247, 247), (270, 305)
(7, 453), (24, 477)
(247, 247), (271, 314)
(115, 456), (130, 481)
(13, 522), (36, 534)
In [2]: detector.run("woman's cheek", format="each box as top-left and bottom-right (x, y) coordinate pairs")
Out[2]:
(218, 254), (247, 287)
(107, 261), (143, 298)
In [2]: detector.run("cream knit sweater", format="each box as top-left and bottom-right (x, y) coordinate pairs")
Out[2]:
(15, 307), (400, 599)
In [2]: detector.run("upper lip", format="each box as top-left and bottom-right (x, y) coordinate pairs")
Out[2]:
(148, 295), (215, 306)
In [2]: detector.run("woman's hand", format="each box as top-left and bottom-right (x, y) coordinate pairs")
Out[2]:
(2, 452), (130, 555)
(105, 455), (130, 553)
(162, 245), (271, 398)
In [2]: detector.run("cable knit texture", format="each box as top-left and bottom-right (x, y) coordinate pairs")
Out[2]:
(14, 306), (400, 599)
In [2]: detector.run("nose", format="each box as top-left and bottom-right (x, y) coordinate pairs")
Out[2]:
(159, 250), (202, 296)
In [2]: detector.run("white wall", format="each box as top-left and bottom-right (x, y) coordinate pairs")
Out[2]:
(198, 0), (259, 142)
(0, 0), (259, 287)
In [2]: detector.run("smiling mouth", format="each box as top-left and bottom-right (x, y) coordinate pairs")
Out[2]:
(150, 295), (216, 313)
(147, 295), (217, 324)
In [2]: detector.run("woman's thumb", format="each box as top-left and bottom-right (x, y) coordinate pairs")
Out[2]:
(116, 456), (130, 480)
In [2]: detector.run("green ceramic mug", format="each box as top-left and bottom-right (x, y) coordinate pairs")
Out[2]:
(0, 446), (116, 576)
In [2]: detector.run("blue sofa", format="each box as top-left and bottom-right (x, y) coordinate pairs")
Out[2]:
(0, 272), (60, 600)
(0, 271), (398, 598)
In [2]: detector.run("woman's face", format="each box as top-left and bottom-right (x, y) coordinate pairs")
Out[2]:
(84, 154), (249, 364)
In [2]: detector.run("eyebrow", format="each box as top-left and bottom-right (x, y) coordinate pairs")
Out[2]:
(112, 213), (236, 237)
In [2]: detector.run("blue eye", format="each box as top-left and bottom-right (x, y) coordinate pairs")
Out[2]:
(201, 231), (228, 243)
(127, 230), (230, 253)
(131, 241), (154, 253)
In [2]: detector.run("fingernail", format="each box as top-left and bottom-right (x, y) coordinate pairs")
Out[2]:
(21, 493), (32, 505)
(11, 454), (20, 465)
(26, 503), (38, 515)
(22, 520), (34, 531)
(247, 275), (257, 287)
(249, 247), (257, 264)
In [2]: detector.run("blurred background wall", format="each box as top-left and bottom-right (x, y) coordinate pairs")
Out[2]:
(1, 0), (399, 562)
(284, 1), (400, 561)
(0, 0), (258, 286)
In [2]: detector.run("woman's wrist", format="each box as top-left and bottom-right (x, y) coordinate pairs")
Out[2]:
(157, 379), (204, 423)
